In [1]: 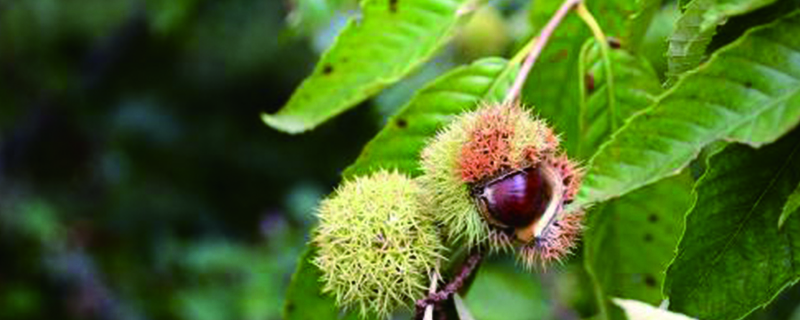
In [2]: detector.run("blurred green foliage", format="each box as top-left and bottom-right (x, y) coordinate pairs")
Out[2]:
(5, 0), (800, 320)
(0, 0), (375, 319)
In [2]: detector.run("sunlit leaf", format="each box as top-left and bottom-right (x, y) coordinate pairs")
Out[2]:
(577, 11), (800, 206)
(261, 0), (475, 133)
(665, 0), (777, 85)
(664, 129), (800, 320)
(700, 0), (777, 30)
(342, 57), (517, 178)
(679, 0), (692, 11)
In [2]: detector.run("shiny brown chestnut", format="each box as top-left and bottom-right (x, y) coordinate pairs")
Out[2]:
(476, 167), (553, 230)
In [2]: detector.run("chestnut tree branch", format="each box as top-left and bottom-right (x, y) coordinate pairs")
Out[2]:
(504, 0), (583, 104)
(415, 251), (484, 319)
(423, 273), (439, 320)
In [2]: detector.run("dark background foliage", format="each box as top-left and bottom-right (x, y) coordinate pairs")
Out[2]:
(6, 0), (800, 319)
(0, 1), (382, 319)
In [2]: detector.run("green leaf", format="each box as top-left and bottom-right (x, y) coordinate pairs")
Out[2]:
(578, 45), (663, 159)
(342, 57), (517, 178)
(641, 3), (680, 80)
(262, 0), (474, 134)
(666, 0), (778, 85)
(526, 0), (658, 156)
(577, 11), (800, 207)
(663, 129), (800, 320)
(522, 15), (586, 155)
(701, 0), (778, 30)
(779, 182), (800, 227)
(624, 0), (663, 51)
(462, 260), (551, 320)
(584, 174), (694, 312)
(666, 0), (718, 85)
(679, 0), (692, 12)
(283, 245), (359, 320)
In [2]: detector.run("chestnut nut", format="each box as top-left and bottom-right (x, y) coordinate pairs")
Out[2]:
(476, 167), (553, 230)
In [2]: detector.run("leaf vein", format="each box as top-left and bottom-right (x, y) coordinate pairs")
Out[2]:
(685, 141), (800, 301)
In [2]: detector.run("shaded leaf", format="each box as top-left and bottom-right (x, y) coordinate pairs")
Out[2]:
(701, 0), (778, 30)
(522, 15), (586, 155)
(577, 11), (800, 206)
(284, 245), (359, 320)
(666, 0), (718, 84)
(664, 128), (800, 320)
(578, 45), (663, 159)
(679, 0), (692, 11)
(624, 0), (663, 51)
(613, 298), (696, 320)
(780, 182), (800, 227)
(462, 260), (550, 320)
(666, 0), (777, 85)
(707, 0), (800, 54)
(342, 57), (517, 178)
(641, 3), (680, 80)
(584, 174), (694, 306)
(262, 0), (473, 133)
(526, 0), (658, 156)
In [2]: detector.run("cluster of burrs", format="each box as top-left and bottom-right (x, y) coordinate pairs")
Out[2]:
(313, 102), (584, 318)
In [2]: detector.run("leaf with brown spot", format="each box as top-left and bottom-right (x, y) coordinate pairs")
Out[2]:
(262, 0), (475, 134)
(342, 57), (518, 178)
(584, 173), (693, 317)
(577, 12), (800, 206)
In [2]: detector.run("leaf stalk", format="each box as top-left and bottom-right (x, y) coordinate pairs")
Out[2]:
(503, 0), (583, 104)
(576, 3), (617, 134)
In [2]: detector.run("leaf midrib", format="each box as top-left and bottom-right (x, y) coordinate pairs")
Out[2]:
(582, 54), (800, 206)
